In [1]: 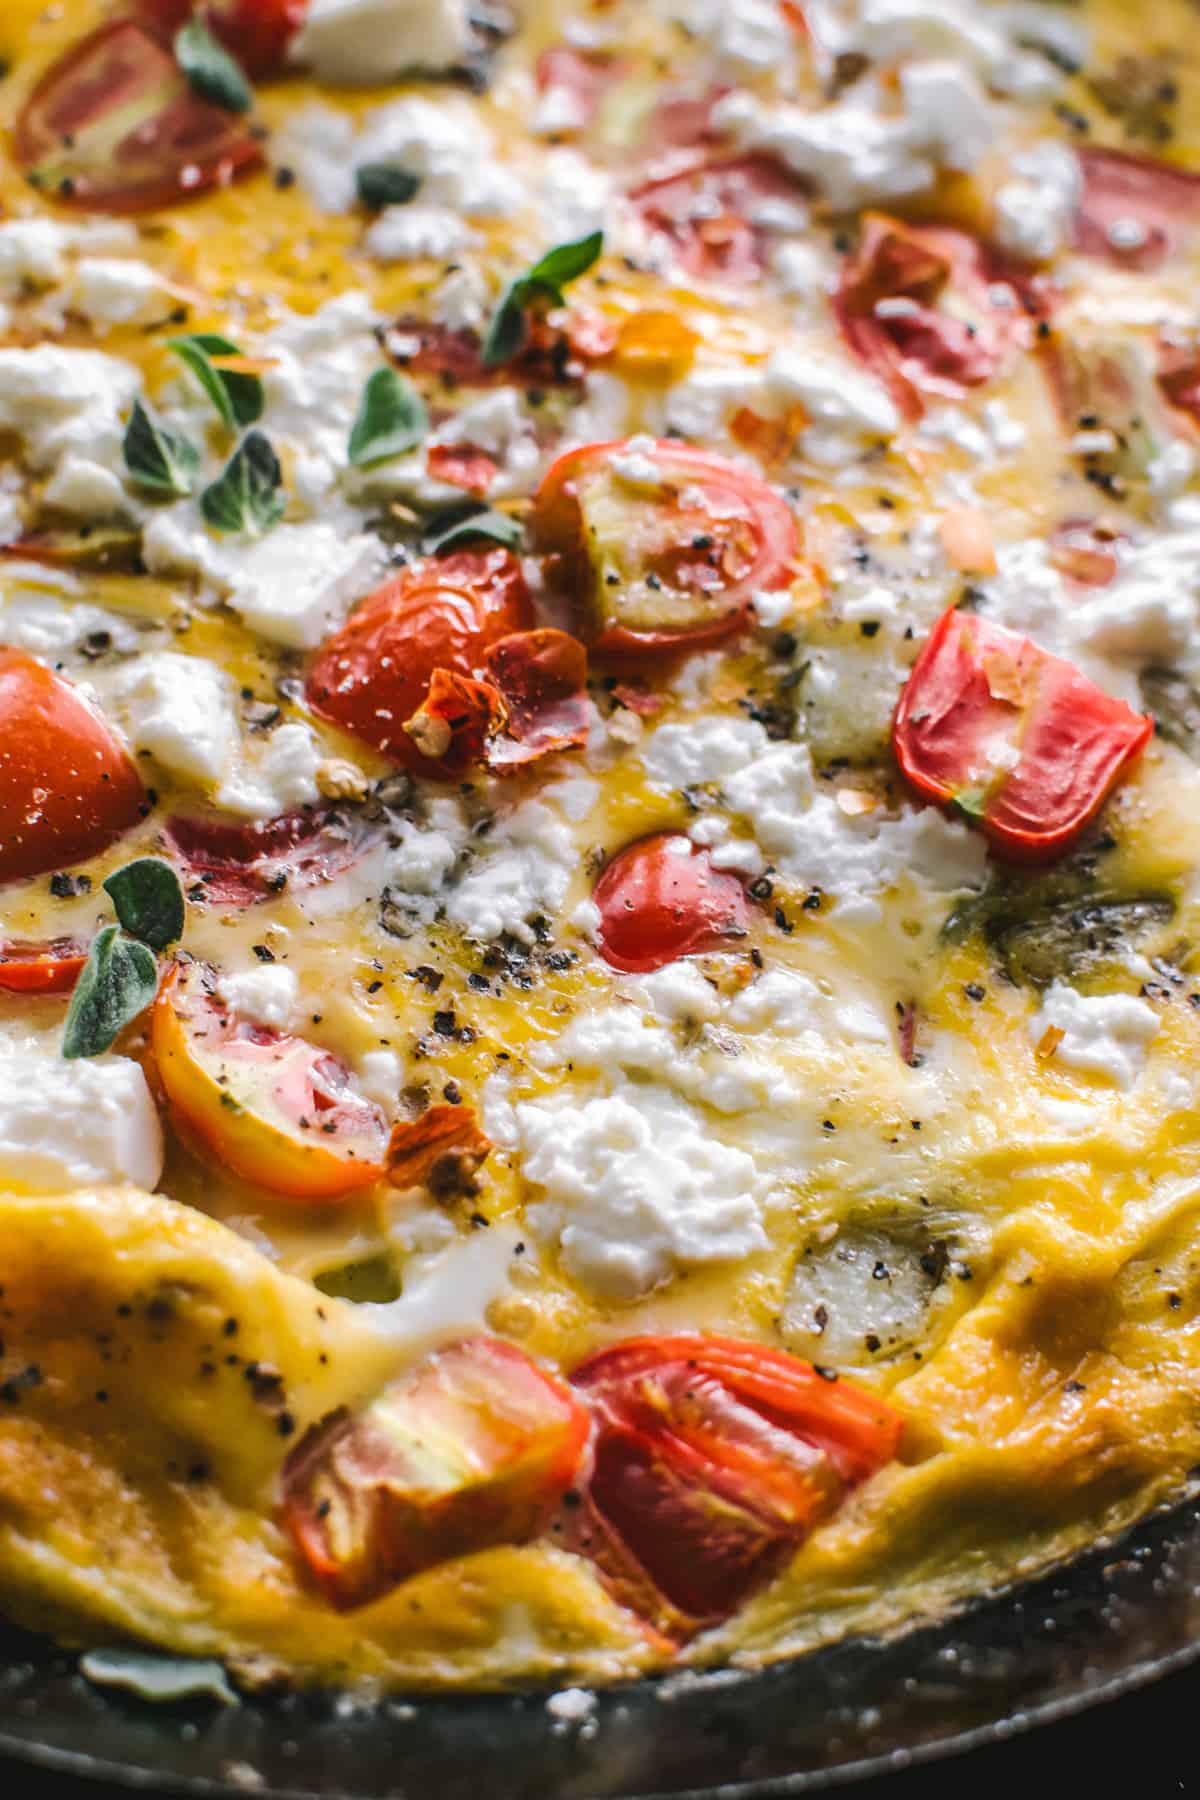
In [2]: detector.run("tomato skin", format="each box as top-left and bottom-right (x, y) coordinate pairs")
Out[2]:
(306, 549), (533, 778)
(281, 1336), (592, 1609)
(631, 154), (806, 285)
(151, 961), (387, 1201)
(893, 608), (1153, 864)
(593, 834), (752, 974)
(133, 0), (307, 77)
(566, 1335), (902, 1635)
(0, 939), (89, 995)
(0, 650), (146, 886)
(1074, 148), (1200, 272)
(531, 439), (797, 664)
(164, 806), (380, 907)
(835, 214), (1034, 420)
(14, 21), (263, 214)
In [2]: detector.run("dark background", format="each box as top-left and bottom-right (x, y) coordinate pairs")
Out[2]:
(4, 1662), (1198, 1800)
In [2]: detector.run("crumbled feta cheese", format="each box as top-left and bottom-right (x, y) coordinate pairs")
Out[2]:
(289, 0), (470, 84)
(218, 964), (301, 1030)
(222, 524), (383, 650)
(993, 141), (1081, 262)
(366, 205), (476, 261)
(652, 0), (797, 76)
(70, 258), (165, 327)
(0, 1054), (162, 1192)
(0, 217), (139, 300)
(517, 1083), (766, 1301)
(0, 590), (139, 659)
(111, 651), (240, 787)
(0, 345), (139, 480)
(764, 347), (900, 463)
(1031, 984), (1160, 1089)
(446, 797), (577, 944)
(432, 389), (542, 496)
(41, 454), (129, 520)
(269, 104), (358, 213)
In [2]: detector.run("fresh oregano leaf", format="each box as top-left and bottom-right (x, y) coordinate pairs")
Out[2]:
(355, 162), (421, 210)
(201, 430), (285, 536)
(103, 859), (185, 952)
(62, 926), (159, 1061)
(174, 18), (254, 114)
(348, 367), (428, 468)
(80, 1648), (238, 1708)
(481, 229), (603, 368)
(122, 399), (200, 498)
(168, 333), (263, 430)
(424, 505), (522, 553)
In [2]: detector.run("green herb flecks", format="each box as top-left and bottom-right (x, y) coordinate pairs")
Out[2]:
(355, 163), (421, 211)
(348, 367), (428, 468)
(482, 229), (603, 368)
(62, 926), (159, 1061)
(168, 333), (264, 431)
(122, 399), (200, 498)
(424, 505), (522, 554)
(200, 430), (285, 536)
(103, 858), (186, 953)
(175, 18), (254, 114)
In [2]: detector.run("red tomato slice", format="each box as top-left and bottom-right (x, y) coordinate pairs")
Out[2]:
(1074, 148), (1200, 272)
(531, 439), (797, 662)
(151, 959), (387, 1200)
(564, 1335), (902, 1635)
(281, 1335), (591, 1609)
(482, 629), (591, 768)
(0, 650), (146, 886)
(426, 443), (500, 496)
(630, 154), (806, 285)
(306, 548), (533, 778)
(593, 833), (752, 974)
(535, 46), (627, 131)
(0, 938), (89, 995)
(835, 213), (1034, 421)
(14, 21), (263, 214)
(133, 0), (307, 77)
(387, 316), (584, 391)
(164, 805), (380, 907)
(893, 607), (1153, 864)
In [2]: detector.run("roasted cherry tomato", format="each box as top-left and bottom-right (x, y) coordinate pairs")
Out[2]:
(835, 214), (1034, 420)
(164, 806), (380, 907)
(0, 650), (145, 885)
(151, 960), (387, 1200)
(1074, 147), (1200, 272)
(14, 21), (263, 213)
(133, 0), (307, 76)
(281, 1335), (591, 1609)
(593, 833), (752, 974)
(563, 1335), (902, 1636)
(306, 549), (533, 778)
(631, 154), (805, 285)
(0, 938), (89, 995)
(893, 608), (1153, 864)
(531, 439), (796, 662)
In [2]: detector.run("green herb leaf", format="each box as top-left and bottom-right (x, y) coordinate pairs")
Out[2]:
(355, 162), (422, 211)
(201, 430), (285, 537)
(103, 859), (186, 952)
(174, 18), (254, 114)
(80, 1648), (238, 1708)
(122, 399), (200, 499)
(953, 786), (988, 822)
(348, 367), (428, 468)
(62, 926), (159, 1061)
(168, 333), (263, 431)
(424, 506), (522, 554)
(481, 229), (604, 368)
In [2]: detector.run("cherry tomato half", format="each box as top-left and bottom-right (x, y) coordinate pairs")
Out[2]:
(631, 154), (806, 285)
(306, 549), (533, 778)
(282, 1335), (591, 1609)
(1074, 147), (1200, 273)
(835, 214), (1034, 421)
(164, 805), (380, 907)
(0, 650), (146, 886)
(564, 1335), (902, 1636)
(151, 960), (387, 1200)
(531, 439), (797, 662)
(593, 833), (752, 974)
(0, 938), (89, 995)
(14, 21), (263, 213)
(133, 0), (307, 77)
(893, 607), (1153, 864)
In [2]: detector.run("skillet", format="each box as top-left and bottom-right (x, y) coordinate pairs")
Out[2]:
(2, 1482), (1200, 1798)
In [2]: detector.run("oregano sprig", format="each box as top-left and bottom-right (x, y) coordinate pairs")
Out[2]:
(482, 230), (603, 368)
(62, 859), (185, 1061)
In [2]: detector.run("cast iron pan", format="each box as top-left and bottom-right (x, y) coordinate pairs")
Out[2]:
(3, 1482), (1200, 1798)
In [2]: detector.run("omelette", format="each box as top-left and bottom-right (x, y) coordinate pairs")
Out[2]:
(0, 0), (1199, 1695)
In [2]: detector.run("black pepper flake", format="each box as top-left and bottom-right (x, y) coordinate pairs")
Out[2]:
(252, 944), (275, 963)
(432, 1010), (457, 1036)
(277, 1411), (296, 1438)
(443, 1080), (462, 1105)
(1168, 1292), (1183, 1310)
(49, 872), (91, 898)
(864, 1334), (881, 1354)
(1064, 1379), (1087, 1394)
(964, 983), (986, 1002)
(813, 1365), (839, 1382)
